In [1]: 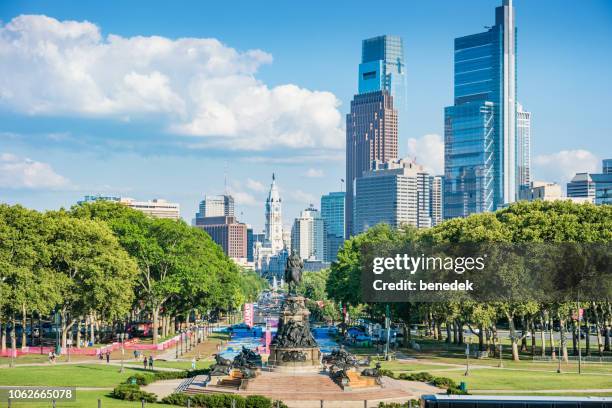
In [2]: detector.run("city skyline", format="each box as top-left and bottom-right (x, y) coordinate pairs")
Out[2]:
(1, 0), (611, 231)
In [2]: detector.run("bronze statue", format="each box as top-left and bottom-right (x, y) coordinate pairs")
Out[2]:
(285, 250), (304, 294)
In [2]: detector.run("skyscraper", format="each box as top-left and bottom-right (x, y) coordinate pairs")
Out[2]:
(345, 35), (405, 238)
(430, 175), (444, 226)
(517, 104), (531, 193)
(567, 160), (612, 205)
(196, 194), (234, 219)
(345, 91), (398, 237)
(321, 191), (345, 262)
(291, 206), (326, 262)
(195, 216), (247, 262)
(354, 158), (434, 234)
(359, 35), (407, 117)
(444, 0), (518, 219)
(265, 174), (284, 253)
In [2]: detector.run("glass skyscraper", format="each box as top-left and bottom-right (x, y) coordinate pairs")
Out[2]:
(444, 0), (518, 219)
(358, 35), (407, 122)
(321, 191), (345, 262)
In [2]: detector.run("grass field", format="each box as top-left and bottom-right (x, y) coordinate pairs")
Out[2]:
(0, 364), (153, 387)
(7, 390), (155, 407)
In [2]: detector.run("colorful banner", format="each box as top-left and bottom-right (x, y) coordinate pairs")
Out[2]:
(243, 303), (254, 327)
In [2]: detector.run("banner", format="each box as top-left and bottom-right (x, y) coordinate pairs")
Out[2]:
(243, 303), (254, 327)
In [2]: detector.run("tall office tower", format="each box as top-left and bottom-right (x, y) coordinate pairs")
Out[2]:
(345, 91), (398, 237)
(264, 173), (284, 253)
(195, 216), (247, 262)
(196, 194), (234, 219)
(444, 0), (518, 219)
(430, 175), (444, 227)
(359, 35), (407, 121)
(321, 192), (345, 262)
(355, 159), (434, 234)
(291, 206), (326, 261)
(79, 196), (180, 220)
(517, 104), (531, 192)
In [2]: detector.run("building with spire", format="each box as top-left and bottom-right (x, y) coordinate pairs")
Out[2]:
(264, 173), (284, 253)
(444, 0), (520, 219)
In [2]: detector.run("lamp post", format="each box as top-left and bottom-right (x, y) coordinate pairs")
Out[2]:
(175, 332), (179, 359)
(464, 337), (471, 376)
(498, 343), (503, 368)
(557, 344), (562, 373)
(180, 330), (183, 356)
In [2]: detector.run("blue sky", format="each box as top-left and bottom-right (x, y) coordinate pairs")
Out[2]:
(1, 0), (611, 231)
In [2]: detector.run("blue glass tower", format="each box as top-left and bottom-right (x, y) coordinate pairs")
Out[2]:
(358, 35), (407, 121)
(444, 0), (517, 219)
(321, 191), (345, 261)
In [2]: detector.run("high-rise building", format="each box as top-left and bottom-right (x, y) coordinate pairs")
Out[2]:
(359, 35), (407, 119)
(79, 195), (180, 220)
(291, 206), (326, 262)
(320, 192), (345, 262)
(517, 104), (531, 193)
(264, 174), (284, 253)
(444, 0), (518, 219)
(354, 159), (435, 234)
(519, 181), (563, 202)
(345, 91), (398, 237)
(430, 175), (444, 226)
(195, 216), (247, 262)
(197, 195), (234, 219)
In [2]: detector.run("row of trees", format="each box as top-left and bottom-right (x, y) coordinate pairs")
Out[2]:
(0, 201), (267, 350)
(325, 200), (612, 361)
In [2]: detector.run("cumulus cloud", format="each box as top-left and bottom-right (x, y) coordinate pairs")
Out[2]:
(0, 153), (70, 189)
(246, 178), (266, 192)
(231, 191), (258, 207)
(407, 134), (444, 175)
(0, 15), (344, 151)
(290, 190), (316, 206)
(305, 168), (324, 178)
(533, 149), (600, 184)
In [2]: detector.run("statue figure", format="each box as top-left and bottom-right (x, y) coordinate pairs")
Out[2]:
(285, 250), (304, 294)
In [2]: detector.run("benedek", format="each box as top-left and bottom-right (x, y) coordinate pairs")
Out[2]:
(372, 280), (473, 291)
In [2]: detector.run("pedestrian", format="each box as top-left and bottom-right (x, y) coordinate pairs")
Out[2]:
(48, 351), (53, 364)
(148, 355), (154, 371)
(106, 351), (110, 363)
(143, 356), (148, 370)
(191, 357), (196, 370)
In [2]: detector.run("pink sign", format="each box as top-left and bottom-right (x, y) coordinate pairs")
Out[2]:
(243, 303), (254, 327)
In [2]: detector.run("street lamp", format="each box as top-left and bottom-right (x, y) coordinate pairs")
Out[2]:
(498, 343), (503, 368)
(464, 337), (471, 376)
(175, 332), (179, 359)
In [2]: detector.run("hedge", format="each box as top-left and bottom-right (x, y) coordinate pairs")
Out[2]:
(111, 383), (157, 402)
(161, 393), (288, 408)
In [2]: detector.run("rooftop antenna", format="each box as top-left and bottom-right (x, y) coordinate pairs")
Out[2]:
(224, 161), (229, 195)
(340, 178), (345, 192)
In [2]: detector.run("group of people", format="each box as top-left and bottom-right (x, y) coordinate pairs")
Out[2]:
(143, 355), (155, 370)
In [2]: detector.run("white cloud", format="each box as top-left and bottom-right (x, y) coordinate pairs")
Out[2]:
(305, 168), (324, 178)
(246, 178), (265, 192)
(407, 134), (444, 175)
(231, 191), (258, 207)
(0, 15), (344, 151)
(0, 153), (70, 189)
(290, 190), (316, 206)
(533, 149), (600, 184)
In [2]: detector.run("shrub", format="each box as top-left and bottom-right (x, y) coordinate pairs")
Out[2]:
(160, 393), (283, 408)
(378, 368), (396, 378)
(125, 373), (153, 386)
(245, 395), (273, 408)
(447, 386), (469, 395)
(432, 376), (457, 389)
(377, 401), (419, 408)
(153, 368), (210, 381)
(111, 384), (157, 402)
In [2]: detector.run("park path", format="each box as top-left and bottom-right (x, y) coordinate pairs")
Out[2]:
(0, 359), (184, 371)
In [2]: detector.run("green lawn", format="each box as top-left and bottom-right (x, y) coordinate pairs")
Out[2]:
(0, 364), (153, 387)
(439, 367), (612, 392)
(151, 359), (212, 370)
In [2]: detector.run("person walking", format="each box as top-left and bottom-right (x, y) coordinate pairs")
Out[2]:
(191, 357), (196, 370)
(148, 355), (154, 371)
(105, 351), (110, 363)
(143, 356), (148, 370)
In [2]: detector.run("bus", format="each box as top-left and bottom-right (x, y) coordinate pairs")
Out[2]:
(420, 395), (612, 408)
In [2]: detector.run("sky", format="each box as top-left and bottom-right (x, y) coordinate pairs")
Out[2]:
(1, 0), (611, 231)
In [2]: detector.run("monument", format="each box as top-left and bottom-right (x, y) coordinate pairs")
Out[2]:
(267, 251), (321, 371)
